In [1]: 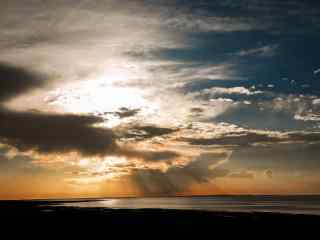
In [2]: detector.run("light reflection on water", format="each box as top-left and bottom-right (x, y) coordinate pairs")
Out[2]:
(55, 196), (320, 215)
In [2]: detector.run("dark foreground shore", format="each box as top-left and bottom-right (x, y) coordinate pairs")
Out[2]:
(1, 200), (320, 237)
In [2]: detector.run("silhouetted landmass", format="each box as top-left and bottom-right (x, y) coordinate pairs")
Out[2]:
(0, 200), (320, 230)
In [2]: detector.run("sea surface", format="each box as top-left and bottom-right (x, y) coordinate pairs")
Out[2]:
(51, 195), (320, 215)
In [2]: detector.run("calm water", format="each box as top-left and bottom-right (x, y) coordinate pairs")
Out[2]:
(54, 195), (320, 215)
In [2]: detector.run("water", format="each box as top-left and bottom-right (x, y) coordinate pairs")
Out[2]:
(54, 195), (320, 215)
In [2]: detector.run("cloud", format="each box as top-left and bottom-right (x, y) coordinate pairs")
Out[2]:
(266, 95), (320, 123)
(120, 149), (180, 162)
(128, 151), (230, 195)
(0, 0), (188, 83)
(0, 62), (191, 170)
(102, 107), (140, 120)
(0, 109), (116, 156)
(153, 64), (240, 85)
(0, 152), (42, 175)
(114, 107), (140, 119)
(230, 142), (320, 172)
(207, 87), (262, 96)
(177, 120), (320, 147)
(294, 113), (320, 122)
(1, 0), (320, 196)
(213, 96), (320, 131)
(190, 107), (204, 114)
(190, 87), (263, 102)
(235, 44), (278, 57)
(210, 98), (234, 103)
(164, 15), (262, 33)
(229, 170), (255, 179)
(180, 132), (285, 146)
(0, 62), (191, 167)
(118, 125), (177, 141)
(313, 99), (320, 105)
(0, 63), (45, 103)
(138, 150), (180, 162)
(289, 132), (320, 142)
(0, 63), (119, 157)
(265, 169), (273, 179)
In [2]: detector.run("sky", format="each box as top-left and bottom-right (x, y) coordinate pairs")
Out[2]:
(1, 0), (320, 199)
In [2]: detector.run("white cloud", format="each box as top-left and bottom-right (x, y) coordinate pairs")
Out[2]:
(314, 68), (320, 75)
(294, 113), (320, 122)
(313, 99), (320, 105)
(163, 15), (262, 32)
(163, 64), (241, 86)
(188, 87), (263, 104)
(236, 44), (278, 57)
(204, 86), (263, 96)
(210, 98), (234, 103)
(263, 95), (320, 123)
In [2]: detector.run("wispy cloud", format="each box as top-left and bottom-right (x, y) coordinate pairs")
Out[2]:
(314, 68), (320, 75)
(235, 44), (279, 57)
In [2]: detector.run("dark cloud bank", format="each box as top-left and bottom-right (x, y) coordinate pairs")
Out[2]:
(0, 109), (116, 156)
(0, 64), (44, 103)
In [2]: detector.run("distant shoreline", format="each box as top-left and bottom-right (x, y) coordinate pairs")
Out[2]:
(2, 200), (320, 218)
(2, 194), (320, 202)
